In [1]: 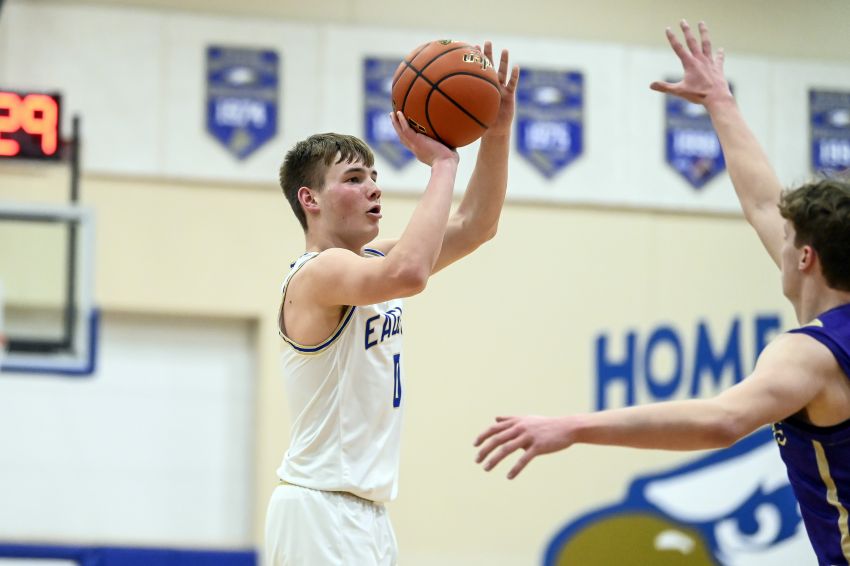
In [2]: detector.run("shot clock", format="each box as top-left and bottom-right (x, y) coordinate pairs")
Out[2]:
(0, 90), (62, 161)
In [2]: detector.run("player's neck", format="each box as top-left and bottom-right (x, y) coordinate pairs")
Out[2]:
(304, 228), (368, 255)
(795, 284), (850, 325)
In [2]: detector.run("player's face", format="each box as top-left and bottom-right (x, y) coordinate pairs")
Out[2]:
(321, 158), (382, 244)
(780, 221), (802, 300)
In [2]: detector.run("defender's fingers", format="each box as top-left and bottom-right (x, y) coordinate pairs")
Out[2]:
(680, 19), (701, 56)
(507, 449), (536, 479)
(649, 80), (677, 94)
(483, 437), (527, 471)
(665, 27), (690, 62)
(474, 417), (514, 447)
(476, 425), (522, 463)
(716, 47), (726, 70)
(698, 21), (713, 58)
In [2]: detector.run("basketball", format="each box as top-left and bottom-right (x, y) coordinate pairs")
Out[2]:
(392, 40), (501, 148)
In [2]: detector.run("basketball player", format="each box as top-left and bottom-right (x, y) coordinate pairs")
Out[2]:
(475, 21), (850, 565)
(266, 42), (519, 565)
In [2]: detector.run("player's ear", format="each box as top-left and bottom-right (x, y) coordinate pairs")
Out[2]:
(298, 186), (320, 214)
(799, 245), (816, 271)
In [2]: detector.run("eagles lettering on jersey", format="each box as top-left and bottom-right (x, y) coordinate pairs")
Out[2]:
(365, 307), (403, 350)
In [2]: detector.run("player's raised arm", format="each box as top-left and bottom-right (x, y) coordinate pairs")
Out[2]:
(474, 333), (833, 479)
(430, 41), (519, 274)
(650, 21), (785, 267)
(304, 111), (458, 307)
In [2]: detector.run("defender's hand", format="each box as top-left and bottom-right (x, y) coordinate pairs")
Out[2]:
(474, 415), (575, 479)
(650, 20), (733, 107)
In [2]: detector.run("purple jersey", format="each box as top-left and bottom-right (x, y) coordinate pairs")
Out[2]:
(773, 303), (850, 565)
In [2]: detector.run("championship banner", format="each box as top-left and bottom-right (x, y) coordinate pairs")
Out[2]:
(664, 86), (727, 189)
(810, 89), (850, 175)
(515, 69), (584, 179)
(206, 46), (279, 160)
(363, 57), (413, 170)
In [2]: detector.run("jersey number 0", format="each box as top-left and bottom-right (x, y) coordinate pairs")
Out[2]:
(393, 353), (402, 408)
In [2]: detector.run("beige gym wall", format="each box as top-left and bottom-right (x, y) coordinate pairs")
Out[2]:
(2, 1), (848, 564)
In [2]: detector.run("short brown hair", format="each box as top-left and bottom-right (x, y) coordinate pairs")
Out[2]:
(778, 177), (850, 291)
(279, 133), (375, 231)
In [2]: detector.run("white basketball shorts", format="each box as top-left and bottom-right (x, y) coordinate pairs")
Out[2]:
(264, 482), (397, 566)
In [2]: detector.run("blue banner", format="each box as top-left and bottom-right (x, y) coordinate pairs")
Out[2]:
(664, 86), (727, 189)
(363, 57), (414, 170)
(515, 69), (584, 179)
(206, 46), (279, 160)
(810, 89), (850, 175)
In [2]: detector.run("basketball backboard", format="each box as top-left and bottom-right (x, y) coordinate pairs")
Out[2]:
(0, 201), (97, 376)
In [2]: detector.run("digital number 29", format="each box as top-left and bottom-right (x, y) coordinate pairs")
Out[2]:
(0, 92), (59, 157)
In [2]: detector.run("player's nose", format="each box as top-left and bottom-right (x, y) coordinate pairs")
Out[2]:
(367, 182), (381, 201)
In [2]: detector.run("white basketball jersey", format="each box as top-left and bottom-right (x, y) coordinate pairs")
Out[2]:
(277, 249), (405, 503)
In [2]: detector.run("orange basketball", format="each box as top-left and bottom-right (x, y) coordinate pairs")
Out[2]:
(392, 40), (501, 149)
